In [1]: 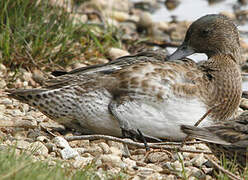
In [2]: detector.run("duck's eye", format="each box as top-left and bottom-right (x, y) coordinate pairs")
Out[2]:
(200, 29), (210, 38)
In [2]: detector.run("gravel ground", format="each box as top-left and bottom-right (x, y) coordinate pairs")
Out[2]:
(1, 0), (248, 179)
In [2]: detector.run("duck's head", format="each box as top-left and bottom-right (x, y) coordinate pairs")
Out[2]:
(168, 14), (241, 64)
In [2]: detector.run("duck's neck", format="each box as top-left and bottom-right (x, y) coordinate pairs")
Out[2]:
(206, 53), (242, 121)
(207, 45), (243, 65)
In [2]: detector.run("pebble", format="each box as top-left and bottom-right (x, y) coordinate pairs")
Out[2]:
(28, 141), (49, 156)
(145, 172), (164, 180)
(73, 156), (93, 168)
(240, 98), (248, 110)
(74, 147), (86, 155)
(147, 151), (170, 163)
(107, 48), (130, 60)
(100, 154), (125, 168)
(123, 157), (136, 167)
(0, 79), (6, 89)
(146, 163), (163, 172)
(105, 10), (130, 22)
(87, 144), (103, 156)
(45, 143), (57, 152)
(60, 147), (79, 160)
(10, 109), (24, 116)
(98, 142), (111, 154)
(110, 146), (122, 157)
(188, 167), (206, 179)
(137, 166), (155, 176)
(16, 140), (30, 149)
(191, 153), (207, 167)
(166, 174), (177, 180)
(171, 161), (183, 171)
(53, 136), (70, 149)
(36, 136), (49, 143)
(0, 98), (12, 105)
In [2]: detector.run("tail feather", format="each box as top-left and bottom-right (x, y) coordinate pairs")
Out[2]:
(6, 89), (47, 105)
(181, 125), (231, 145)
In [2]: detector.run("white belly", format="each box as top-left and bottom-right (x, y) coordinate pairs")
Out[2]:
(75, 90), (213, 140)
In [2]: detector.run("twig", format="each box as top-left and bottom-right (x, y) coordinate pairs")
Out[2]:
(65, 134), (212, 154)
(205, 155), (241, 180)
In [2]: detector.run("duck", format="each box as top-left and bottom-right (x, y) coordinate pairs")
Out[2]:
(181, 111), (248, 167)
(7, 14), (242, 141)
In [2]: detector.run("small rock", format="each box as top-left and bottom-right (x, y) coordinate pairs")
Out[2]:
(202, 166), (213, 174)
(36, 136), (49, 143)
(195, 143), (210, 151)
(100, 154), (125, 168)
(107, 48), (129, 60)
(16, 140), (31, 149)
(110, 146), (122, 157)
(53, 136), (70, 149)
(173, 152), (184, 161)
(166, 174), (177, 180)
(165, 0), (180, 10)
(240, 98), (248, 110)
(0, 98), (12, 105)
(0, 79), (6, 89)
(105, 10), (130, 22)
(187, 167), (206, 179)
(60, 147), (79, 160)
(137, 167), (155, 176)
(0, 63), (6, 73)
(146, 163), (163, 172)
(73, 156), (93, 168)
(145, 172), (164, 180)
(171, 161), (183, 171)
(74, 147), (86, 155)
(28, 141), (49, 156)
(147, 151), (170, 163)
(98, 142), (110, 154)
(137, 11), (153, 30)
(123, 157), (136, 167)
(191, 153), (207, 167)
(10, 109), (24, 116)
(87, 144), (103, 156)
(45, 143), (57, 152)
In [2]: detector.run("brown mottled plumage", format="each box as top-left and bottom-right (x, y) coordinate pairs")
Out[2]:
(181, 111), (248, 167)
(6, 14), (242, 141)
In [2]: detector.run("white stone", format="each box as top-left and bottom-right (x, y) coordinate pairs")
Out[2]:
(53, 136), (70, 149)
(110, 146), (122, 157)
(123, 157), (136, 167)
(60, 147), (79, 160)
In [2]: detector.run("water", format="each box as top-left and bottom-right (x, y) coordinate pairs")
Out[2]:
(152, 0), (248, 22)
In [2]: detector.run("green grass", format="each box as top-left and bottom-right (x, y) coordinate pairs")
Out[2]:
(0, 0), (121, 71)
(0, 146), (127, 180)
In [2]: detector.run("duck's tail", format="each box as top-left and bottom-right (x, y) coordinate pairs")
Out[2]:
(6, 89), (47, 106)
(180, 125), (230, 145)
